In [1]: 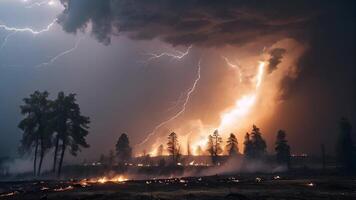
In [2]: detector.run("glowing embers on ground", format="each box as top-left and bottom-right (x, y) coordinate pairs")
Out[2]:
(0, 191), (18, 197)
(79, 175), (129, 185)
(53, 185), (74, 192)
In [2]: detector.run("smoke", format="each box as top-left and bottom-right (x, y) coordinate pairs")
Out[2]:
(181, 157), (287, 178)
(3, 157), (51, 175)
(267, 48), (286, 73)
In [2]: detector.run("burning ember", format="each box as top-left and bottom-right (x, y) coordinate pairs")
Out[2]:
(0, 191), (18, 197)
(53, 185), (74, 192)
(82, 175), (129, 185)
(306, 182), (315, 187)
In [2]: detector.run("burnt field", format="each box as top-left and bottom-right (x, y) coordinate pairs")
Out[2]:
(1, 175), (356, 200)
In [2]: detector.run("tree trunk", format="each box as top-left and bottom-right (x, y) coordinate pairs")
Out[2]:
(52, 134), (60, 173)
(37, 135), (44, 176)
(33, 137), (39, 177)
(57, 140), (66, 178)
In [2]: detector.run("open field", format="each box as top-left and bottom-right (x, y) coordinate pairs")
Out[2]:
(1, 175), (356, 200)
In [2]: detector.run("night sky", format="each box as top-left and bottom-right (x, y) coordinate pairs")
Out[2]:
(0, 0), (355, 163)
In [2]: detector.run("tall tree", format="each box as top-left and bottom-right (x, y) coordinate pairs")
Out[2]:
(108, 150), (115, 167)
(157, 144), (164, 157)
(250, 125), (267, 159)
(207, 130), (223, 164)
(336, 118), (356, 171)
(196, 145), (203, 156)
(167, 132), (180, 163)
(275, 130), (291, 167)
(19, 91), (53, 176)
(116, 133), (132, 164)
(243, 132), (253, 159)
(53, 92), (90, 177)
(226, 133), (239, 156)
(187, 140), (191, 156)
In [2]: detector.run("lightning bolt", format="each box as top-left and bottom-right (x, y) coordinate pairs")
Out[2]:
(144, 45), (193, 62)
(0, 18), (57, 35)
(222, 56), (243, 83)
(165, 92), (187, 113)
(25, 0), (50, 8)
(0, 18), (82, 70)
(35, 37), (83, 68)
(136, 59), (202, 146)
(0, 32), (17, 51)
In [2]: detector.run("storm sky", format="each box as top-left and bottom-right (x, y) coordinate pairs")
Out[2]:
(0, 0), (355, 162)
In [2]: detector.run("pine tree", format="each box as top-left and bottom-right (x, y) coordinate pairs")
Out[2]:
(157, 144), (164, 157)
(243, 132), (253, 159)
(108, 150), (115, 167)
(52, 92), (90, 177)
(116, 133), (132, 164)
(336, 118), (356, 171)
(207, 130), (223, 164)
(196, 145), (203, 156)
(250, 125), (267, 159)
(187, 140), (191, 156)
(275, 130), (291, 167)
(18, 91), (53, 176)
(226, 133), (239, 156)
(167, 132), (180, 163)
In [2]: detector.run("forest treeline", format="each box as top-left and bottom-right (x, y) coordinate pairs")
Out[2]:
(113, 119), (356, 172)
(17, 91), (356, 179)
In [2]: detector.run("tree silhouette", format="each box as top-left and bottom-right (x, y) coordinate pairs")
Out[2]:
(187, 140), (191, 156)
(250, 125), (267, 159)
(116, 133), (132, 164)
(108, 150), (115, 167)
(226, 133), (239, 156)
(196, 145), (203, 156)
(157, 144), (164, 157)
(52, 92), (90, 177)
(243, 132), (253, 159)
(167, 132), (180, 163)
(275, 130), (291, 167)
(19, 91), (52, 176)
(207, 130), (222, 164)
(336, 118), (356, 171)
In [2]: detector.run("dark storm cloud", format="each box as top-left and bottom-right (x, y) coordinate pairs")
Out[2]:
(57, 0), (355, 154)
(57, 0), (326, 47)
(268, 48), (286, 73)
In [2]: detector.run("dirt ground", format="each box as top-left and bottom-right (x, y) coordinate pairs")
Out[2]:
(1, 175), (356, 200)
